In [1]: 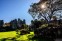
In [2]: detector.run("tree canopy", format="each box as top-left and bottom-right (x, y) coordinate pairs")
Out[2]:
(28, 0), (62, 22)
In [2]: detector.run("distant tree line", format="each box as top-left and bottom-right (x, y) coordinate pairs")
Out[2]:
(0, 18), (28, 32)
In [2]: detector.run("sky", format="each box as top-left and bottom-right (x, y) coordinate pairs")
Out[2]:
(0, 0), (40, 24)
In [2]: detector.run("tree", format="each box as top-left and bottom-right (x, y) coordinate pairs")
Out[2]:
(10, 19), (17, 30)
(0, 20), (4, 27)
(28, 0), (62, 22)
(23, 19), (26, 24)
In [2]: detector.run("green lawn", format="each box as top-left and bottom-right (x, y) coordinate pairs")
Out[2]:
(0, 31), (34, 41)
(0, 31), (17, 39)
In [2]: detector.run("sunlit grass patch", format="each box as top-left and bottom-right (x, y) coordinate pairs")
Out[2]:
(16, 35), (28, 40)
(16, 32), (34, 41)
(0, 31), (17, 39)
(0, 31), (34, 41)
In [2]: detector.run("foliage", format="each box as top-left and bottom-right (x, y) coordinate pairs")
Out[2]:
(28, 0), (62, 22)
(40, 24), (48, 28)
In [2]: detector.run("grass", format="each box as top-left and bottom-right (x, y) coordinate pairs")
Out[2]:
(0, 31), (34, 41)
(0, 31), (17, 39)
(0, 31), (54, 41)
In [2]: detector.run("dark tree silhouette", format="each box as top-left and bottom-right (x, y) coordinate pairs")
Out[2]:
(28, 0), (62, 41)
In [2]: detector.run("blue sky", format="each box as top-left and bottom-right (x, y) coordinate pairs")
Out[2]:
(0, 0), (39, 24)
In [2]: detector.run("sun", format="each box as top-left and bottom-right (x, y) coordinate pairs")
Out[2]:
(40, 2), (48, 10)
(41, 4), (46, 9)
